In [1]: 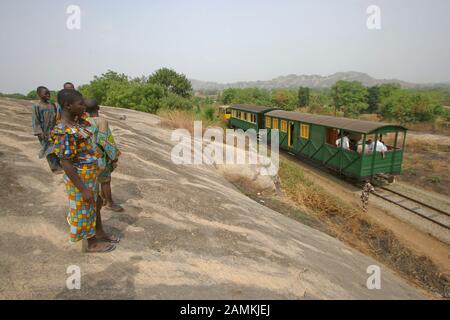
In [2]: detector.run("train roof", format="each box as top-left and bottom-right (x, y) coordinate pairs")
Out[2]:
(230, 104), (276, 113)
(266, 110), (407, 134)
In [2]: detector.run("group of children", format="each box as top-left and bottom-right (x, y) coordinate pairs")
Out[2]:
(32, 84), (123, 253)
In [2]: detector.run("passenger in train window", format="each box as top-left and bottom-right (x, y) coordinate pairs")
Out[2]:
(336, 131), (350, 150)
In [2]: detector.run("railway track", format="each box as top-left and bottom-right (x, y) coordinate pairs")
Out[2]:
(281, 151), (450, 230)
(373, 186), (450, 230)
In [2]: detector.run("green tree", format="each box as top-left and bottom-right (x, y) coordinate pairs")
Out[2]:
(148, 68), (193, 98)
(331, 80), (368, 117)
(220, 88), (237, 104)
(379, 90), (442, 124)
(160, 92), (194, 111)
(298, 86), (310, 107)
(367, 83), (401, 114)
(79, 70), (129, 104)
(271, 89), (297, 110)
(104, 81), (165, 113)
(27, 90), (38, 100)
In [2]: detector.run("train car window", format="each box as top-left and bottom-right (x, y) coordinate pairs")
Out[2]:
(281, 120), (288, 133)
(266, 116), (272, 128)
(326, 128), (339, 145)
(273, 118), (279, 129)
(252, 114), (256, 123)
(300, 124), (310, 139)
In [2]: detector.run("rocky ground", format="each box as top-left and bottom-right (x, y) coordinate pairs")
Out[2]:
(0, 98), (426, 299)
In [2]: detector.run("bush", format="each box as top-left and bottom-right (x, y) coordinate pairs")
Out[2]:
(79, 70), (129, 104)
(104, 81), (165, 113)
(202, 106), (216, 121)
(160, 92), (194, 111)
(379, 90), (443, 124)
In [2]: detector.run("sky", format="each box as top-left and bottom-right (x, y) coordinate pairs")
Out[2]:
(0, 0), (449, 93)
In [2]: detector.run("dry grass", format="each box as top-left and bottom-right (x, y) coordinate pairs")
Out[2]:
(276, 159), (448, 298)
(407, 120), (450, 136)
(157, 109), (227, 135)
(397, 134), (450, 195)
(358, 113), (450, 136)
(157, 109), (197, 133)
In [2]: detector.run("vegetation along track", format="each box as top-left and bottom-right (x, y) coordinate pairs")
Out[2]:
(373, 186), (450, 230)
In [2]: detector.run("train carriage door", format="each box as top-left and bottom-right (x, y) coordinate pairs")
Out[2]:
(288, 121), (294, 147)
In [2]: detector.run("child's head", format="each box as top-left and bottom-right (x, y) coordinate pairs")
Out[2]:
(57, 89), (85, 116)
(84, 98), (99, 115)
(37, 86), (50, 102)
(63, 82), (75, 90)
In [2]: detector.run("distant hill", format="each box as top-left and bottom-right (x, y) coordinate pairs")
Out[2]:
(191, 71), (420, 91)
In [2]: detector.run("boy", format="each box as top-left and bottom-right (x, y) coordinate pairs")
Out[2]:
(63, 82), (75, 90)
(50, 89), (119, 253)
(32, 86), (62, 173)
(361, 181), (375, 213)
(84, 98), (124, 212)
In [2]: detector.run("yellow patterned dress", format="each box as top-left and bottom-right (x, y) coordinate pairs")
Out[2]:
(50, 120), (101, 242)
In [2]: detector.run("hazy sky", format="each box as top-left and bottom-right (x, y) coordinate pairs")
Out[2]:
(0, 0), (449, 93)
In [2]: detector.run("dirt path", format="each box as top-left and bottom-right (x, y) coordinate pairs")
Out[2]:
(279, 154), (450, 277)
(0, 98), (426, 299)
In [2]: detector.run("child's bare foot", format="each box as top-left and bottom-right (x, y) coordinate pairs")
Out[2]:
(105, 202), (124, 212)
(96, 230), (121, 243)
(52, 168), (64, 175)
(85, 238), (116, 253)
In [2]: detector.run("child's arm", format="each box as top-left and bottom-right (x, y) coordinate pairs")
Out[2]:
(32, 105), (44, 137)
(60, 159), (95, 205)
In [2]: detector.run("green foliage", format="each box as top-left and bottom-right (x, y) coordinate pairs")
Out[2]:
(27, 90), (38, 100)
(379, 90), (442, 124)
(148, 68), (192, 98)
(219, 88), (299, 110)
(298, 86), (310, 107)
(219, 88), (272, 106)
(75, 68), (195, 114)
(78, 70), (128, 104)
(307, 91), (335, 115)
(271, 89), (298, 110)
(103, 81), (165, 113)
(0, 92), (29, 100)
(443, 108), (450, 121)
(367, 83), (401, 113)
(331, 80), (368, 117)
(160, 92), (194, 111)
(202, 106), (216, 121)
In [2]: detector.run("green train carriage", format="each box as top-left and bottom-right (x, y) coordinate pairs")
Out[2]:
(228, 105), (408, 181)
(228, 105), (277, 131)
(264, 110), (407, 181)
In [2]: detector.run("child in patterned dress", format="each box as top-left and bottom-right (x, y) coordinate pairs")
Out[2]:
(50, 89), (119, 253)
